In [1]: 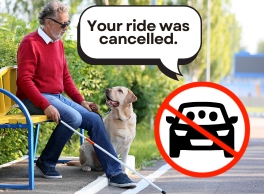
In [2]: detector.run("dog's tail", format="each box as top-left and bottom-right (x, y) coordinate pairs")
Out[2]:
(66, 161), (81, 166)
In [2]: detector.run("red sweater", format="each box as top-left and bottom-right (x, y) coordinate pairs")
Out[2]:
(16, 30), (84, 110)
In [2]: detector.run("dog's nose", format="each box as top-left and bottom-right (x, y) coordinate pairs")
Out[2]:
(105, 88), (110, 93)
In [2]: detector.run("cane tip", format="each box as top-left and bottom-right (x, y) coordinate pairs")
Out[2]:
(161, 190), (166, 194)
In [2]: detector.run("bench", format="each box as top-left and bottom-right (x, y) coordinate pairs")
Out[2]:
(0, 65), (84, 190)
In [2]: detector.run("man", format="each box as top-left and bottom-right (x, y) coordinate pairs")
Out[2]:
(17, 0), (136, 188)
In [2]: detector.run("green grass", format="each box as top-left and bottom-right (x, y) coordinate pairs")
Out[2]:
(61, 123), (162, 170)
(129, 127), (162, 170)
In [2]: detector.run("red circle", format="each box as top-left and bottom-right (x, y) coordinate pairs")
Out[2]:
(154, 82), (250, 178)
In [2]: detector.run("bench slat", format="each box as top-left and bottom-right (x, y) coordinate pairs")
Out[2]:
(9, 115), (49, 124)
(0, 77), (4, 115)
(0, 115), (49, 124)
(0, 66), (17, 115)
(10, 68), (17, 105)
(3, 70), (11, 107)
(0, 66), (12, 77)
(0, 114), (25, 124)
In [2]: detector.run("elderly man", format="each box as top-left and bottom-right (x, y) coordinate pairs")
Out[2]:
(17, 0), (136, 188)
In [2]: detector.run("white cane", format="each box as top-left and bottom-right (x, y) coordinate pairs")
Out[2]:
(59, 119), (166, 194)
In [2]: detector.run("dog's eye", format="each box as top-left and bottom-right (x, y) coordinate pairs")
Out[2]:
(118, 89), (123, 93)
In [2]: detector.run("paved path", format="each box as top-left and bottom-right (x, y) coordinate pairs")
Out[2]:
(249, 117), (264, 138)
(0, 118), (263, 193)
(98, 117), (264, 194)
(98, 138), (264, 194)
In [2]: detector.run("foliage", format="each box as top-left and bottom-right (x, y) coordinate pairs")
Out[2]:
(0, 109), (28, 165)
(0, 12), (38, 69)
(257, 40), (264, 54)
(104, 65), (184, 123)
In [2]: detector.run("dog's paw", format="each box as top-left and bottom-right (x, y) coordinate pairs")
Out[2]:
(82, 166), (92, 172)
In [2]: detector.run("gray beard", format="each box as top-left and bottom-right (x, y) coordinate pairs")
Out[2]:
(51, 29), (65, 41)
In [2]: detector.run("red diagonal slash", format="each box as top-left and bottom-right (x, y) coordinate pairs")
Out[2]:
(167, 104), (238, 157)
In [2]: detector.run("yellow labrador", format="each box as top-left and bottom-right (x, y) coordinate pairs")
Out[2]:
(78, 86), (137, 172)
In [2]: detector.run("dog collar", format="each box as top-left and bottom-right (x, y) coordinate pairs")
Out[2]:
(103, 109), (132, 121)
(117, 115), (131, 121)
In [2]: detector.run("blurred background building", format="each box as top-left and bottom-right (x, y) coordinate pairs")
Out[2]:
(219, 51), (264, 117)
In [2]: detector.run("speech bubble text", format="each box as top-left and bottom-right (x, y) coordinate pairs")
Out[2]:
(77, 6), (202, 80)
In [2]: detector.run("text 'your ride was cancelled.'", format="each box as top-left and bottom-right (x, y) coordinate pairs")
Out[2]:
(87, 19), (190, 45)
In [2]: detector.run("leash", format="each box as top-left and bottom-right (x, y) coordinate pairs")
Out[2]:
(101, 109), (111, 117)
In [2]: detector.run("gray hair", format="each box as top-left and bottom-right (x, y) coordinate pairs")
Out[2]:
(38, 0), (70, 25)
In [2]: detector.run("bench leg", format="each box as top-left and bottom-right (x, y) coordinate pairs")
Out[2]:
(80, 128), (84, 145)
(33, 124), (40, 160)
(28, 124), (34, 190)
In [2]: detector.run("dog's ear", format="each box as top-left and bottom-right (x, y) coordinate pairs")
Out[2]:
(125, 90), (137, 104)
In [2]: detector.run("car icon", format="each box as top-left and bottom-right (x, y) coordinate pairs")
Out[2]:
(166, 102), (238, 158)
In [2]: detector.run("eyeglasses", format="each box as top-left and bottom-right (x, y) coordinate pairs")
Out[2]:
(47, 18), (71, 29)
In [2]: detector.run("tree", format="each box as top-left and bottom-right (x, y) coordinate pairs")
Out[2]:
(3, 0), (84, 22)
(168, 0), (241, 82)
(257, 40), (264, 53)
(94, 0), (123, 5)
(128, 0), (151, 5)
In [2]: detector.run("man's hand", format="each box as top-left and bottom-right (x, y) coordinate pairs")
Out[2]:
(81, 101), (93, 112)
(44, 105), (60, 124)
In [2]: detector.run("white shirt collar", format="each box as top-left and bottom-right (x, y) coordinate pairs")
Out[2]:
(38, 26), (59, 44)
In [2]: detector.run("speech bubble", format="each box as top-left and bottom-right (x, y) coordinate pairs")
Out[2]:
(77, 6), (202, 80)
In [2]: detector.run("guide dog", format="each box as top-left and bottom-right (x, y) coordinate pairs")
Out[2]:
(68, 87), (137, 173)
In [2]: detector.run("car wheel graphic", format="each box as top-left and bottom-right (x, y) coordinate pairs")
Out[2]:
(224, 150), (234, 158)
(170, 149), (181, 158)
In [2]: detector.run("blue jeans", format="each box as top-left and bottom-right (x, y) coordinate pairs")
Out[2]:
(21, 93), (123, 179)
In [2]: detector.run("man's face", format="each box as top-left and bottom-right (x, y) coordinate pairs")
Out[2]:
(49, 12), (69, 41)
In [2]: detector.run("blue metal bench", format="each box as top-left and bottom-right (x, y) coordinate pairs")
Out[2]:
(0, 66), (84, 190)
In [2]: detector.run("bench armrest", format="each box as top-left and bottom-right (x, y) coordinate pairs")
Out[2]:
(0, 88), (33, 125)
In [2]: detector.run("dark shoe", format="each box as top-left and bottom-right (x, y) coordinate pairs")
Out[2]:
(109, 173), (137, 188)
(36, 158), (62, 179)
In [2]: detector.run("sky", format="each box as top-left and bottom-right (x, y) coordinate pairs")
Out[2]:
(1, 0), (264, 54)
(230, 0), (264, 54)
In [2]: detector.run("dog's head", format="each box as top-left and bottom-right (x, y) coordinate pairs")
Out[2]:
(105, 87), (137, 108)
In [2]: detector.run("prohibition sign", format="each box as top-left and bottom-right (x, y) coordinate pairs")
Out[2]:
(155, 82), (250, 177)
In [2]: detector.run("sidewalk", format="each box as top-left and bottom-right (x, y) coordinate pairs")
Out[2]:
(249, 117), (264, 138)
(98, 138), (264, 194)
(0, 158), (106, 194)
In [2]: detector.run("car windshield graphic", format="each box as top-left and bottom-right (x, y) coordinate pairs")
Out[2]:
(179, 106), (225, 125)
